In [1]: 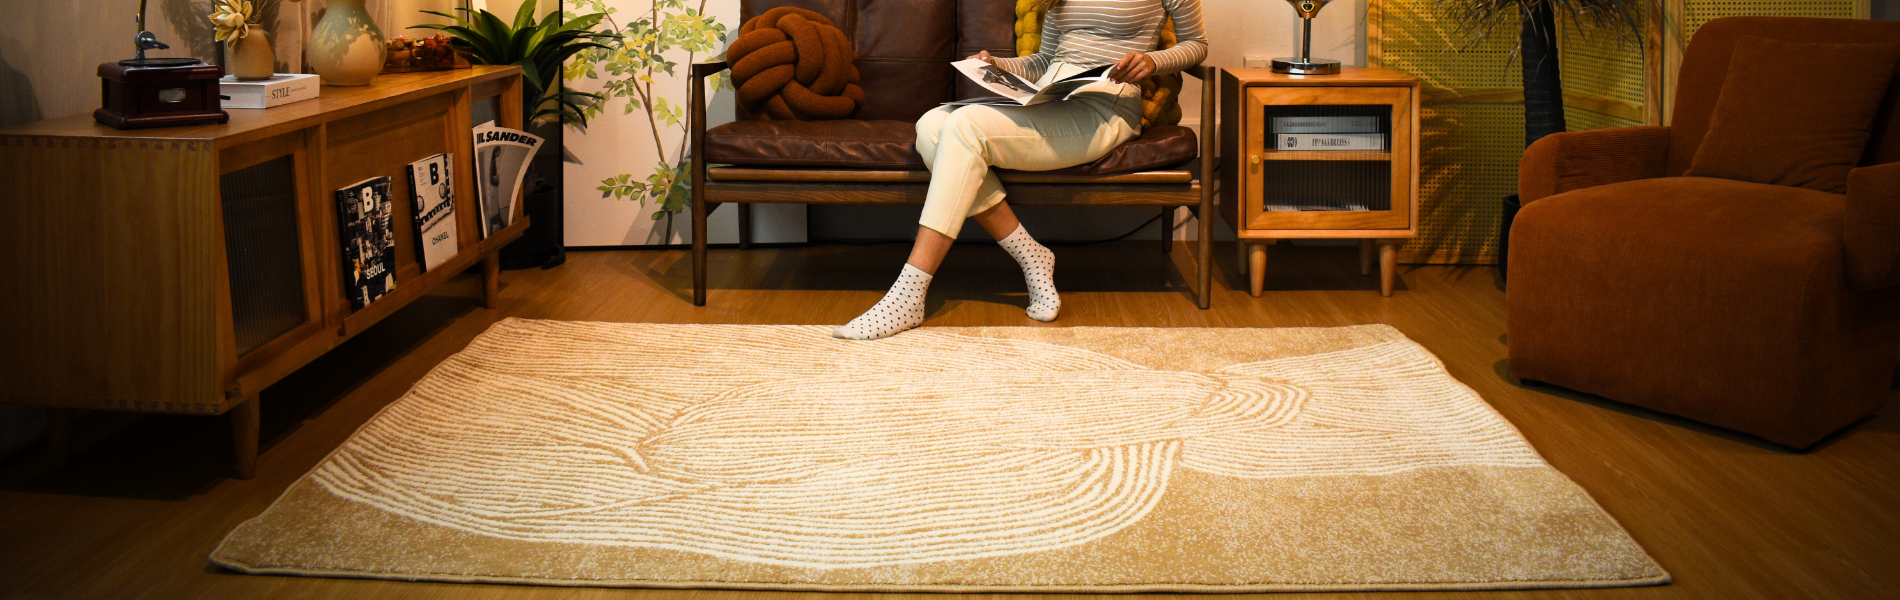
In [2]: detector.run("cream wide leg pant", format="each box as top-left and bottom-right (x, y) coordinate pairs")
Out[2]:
(914, 62), (1144, 238)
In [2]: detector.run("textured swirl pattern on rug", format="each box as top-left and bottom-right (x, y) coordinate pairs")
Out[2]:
(310, 321), (1545, 569)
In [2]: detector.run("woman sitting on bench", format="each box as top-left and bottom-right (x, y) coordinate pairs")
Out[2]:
(833, 0), (1209, 340)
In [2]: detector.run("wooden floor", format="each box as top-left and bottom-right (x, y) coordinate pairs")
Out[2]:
(2, 240), (1897, 600)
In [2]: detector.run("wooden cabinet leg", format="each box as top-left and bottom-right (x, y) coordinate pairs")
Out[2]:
(1248, 242), (1268, 297)
(1236, 240), (1249, 277)
(46, 407), (73, 468)
(1359, 239), (1375, 276)
(481, 251), (501, 309)
(1379, 241), (1398, 297)
(231, 396), (260, 480)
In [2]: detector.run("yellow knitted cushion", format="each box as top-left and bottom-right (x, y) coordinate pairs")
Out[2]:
(1013, 0), (1182, 128)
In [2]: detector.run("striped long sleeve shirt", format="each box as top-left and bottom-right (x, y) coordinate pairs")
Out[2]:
(993, 0), (1209, 83)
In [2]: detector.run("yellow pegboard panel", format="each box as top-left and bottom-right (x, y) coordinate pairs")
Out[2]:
(1411, 103), (1524, 263)
(1684, 0), (1856, 37)
(1375, 0), (1519, 92)
(1567, 106), (1643, 132)
(1560, 15), (1647, 110)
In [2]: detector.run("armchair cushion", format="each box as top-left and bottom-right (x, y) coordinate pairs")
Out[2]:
(1519, 126), (1670, 204)
(1683, 36), (1900, 194)
(1847, 160), (1900, 290)
(704, 120), (1200, 174)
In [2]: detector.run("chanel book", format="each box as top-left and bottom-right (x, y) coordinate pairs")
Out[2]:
(218, 73), (320, 109)
(335, 176), (398, 310)
(1277, 133), (1385, 151)
(405, 154), (458, 273)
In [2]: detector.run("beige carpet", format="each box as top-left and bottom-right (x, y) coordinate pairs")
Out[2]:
(213, 319), (1669, 592)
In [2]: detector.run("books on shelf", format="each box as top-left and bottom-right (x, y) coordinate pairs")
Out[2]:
(335, 176), (398, 310)
(472, 121), (544, 238)
(1266, 200), (1372, 212)
(1276, 132), (1385, 151)
(405, 153), (458, 273)
(1272, 115), (1379, 134)
(218, 73), (320, 109)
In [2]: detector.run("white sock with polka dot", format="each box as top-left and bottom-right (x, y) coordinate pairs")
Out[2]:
(999, 225), (1060, 322)
(833, 264), (932, 340)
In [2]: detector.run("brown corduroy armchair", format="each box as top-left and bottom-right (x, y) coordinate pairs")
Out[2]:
(1507, 16), (1900, 448)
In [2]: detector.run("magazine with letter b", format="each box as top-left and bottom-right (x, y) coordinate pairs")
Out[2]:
(405, 153), (457, 273)
(335, 176), (398, 310)
(472, 121), (544, 238)
(947, 59), (1118, 106)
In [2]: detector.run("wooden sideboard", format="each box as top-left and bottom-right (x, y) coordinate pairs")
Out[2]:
(0, 66), (528, 478)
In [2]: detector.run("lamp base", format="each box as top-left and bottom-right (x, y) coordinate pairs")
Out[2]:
(1269, 57), (1341, 75)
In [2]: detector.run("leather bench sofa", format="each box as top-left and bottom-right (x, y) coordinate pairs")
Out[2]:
(687, 0), (1218, 307)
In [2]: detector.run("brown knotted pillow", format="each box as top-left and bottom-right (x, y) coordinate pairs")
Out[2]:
(728, 7), (866, 120)
(1684, 36), (1900, 194)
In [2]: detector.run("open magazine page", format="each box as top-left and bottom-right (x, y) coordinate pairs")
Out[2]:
(948, 59), (1115, 106)
(471, 121), (544, 239)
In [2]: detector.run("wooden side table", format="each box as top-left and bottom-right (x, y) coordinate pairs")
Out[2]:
(1218, 67), (1420, 296)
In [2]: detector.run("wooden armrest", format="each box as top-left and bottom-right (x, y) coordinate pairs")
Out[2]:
(1182, 63), (1216, 81)
(691, 61), (730, 78)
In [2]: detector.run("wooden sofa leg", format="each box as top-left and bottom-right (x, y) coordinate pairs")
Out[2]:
(738, 204), (753, 250)
(1160, 207), (1174, 254)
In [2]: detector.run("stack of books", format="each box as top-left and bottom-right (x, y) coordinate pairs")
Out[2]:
(1272, 115), (1384, 151)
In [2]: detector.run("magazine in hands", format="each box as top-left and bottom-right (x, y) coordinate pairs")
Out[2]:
(946, 59), (1117, 106)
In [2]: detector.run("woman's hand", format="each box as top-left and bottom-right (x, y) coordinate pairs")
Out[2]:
(968, 50), (995, 63)
(1109, 51), (1155, 83)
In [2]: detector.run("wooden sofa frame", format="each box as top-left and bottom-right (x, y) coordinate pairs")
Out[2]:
(687, 62), (1221, 309)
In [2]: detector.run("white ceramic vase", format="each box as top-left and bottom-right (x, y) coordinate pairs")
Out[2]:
(306, 0), (386, 86)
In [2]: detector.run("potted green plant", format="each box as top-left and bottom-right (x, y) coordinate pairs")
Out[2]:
(410, 2), (615, 127)
(410, 2), (614, 269)
(1439, 0), (1642, 281)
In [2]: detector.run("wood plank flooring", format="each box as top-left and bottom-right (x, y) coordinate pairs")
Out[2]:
(2, 240), (1896, 600)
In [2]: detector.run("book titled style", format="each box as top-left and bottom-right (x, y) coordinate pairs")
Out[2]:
(405, 154), (458, 272)
(335, 177), (398, 309)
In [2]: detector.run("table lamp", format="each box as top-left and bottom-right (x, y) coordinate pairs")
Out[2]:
(1270, 0), (1341, 75)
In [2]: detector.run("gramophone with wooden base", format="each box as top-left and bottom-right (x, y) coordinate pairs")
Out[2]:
(94, 0), (230, 129)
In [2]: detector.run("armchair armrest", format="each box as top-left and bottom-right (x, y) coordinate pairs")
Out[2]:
(1519, 126), (1671, 204)
(1846, 161), (1900, 291)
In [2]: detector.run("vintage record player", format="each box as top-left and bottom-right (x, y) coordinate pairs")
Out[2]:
(94, 1), (230, 129)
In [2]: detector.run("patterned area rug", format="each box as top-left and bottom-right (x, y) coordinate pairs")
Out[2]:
(213, 319), (1668, 592)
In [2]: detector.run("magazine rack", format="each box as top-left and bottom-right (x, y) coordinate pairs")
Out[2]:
(0, 66), (528, 478)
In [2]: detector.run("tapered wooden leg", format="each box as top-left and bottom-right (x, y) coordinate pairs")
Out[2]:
(1237, 240), (1249, 277)
(738, 204), (753, 251)
(230, 396), (259, 480)
(1197, 204), (1212, 310)
(1248, 242), (1268, 297)
(46, 407), (73, 468)
(1160, 207), (1174, 254)
(481, 251), (500, 309)
(1379, 241), (1398, 297)
(1359, 239), (1375, 276)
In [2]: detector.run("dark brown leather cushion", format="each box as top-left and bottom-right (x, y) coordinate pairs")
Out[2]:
(743, 0), (957, 122)
(1684, 36), (1900, 194)
(705, 119), (926, 169)
(704, 120), (1199, 174)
